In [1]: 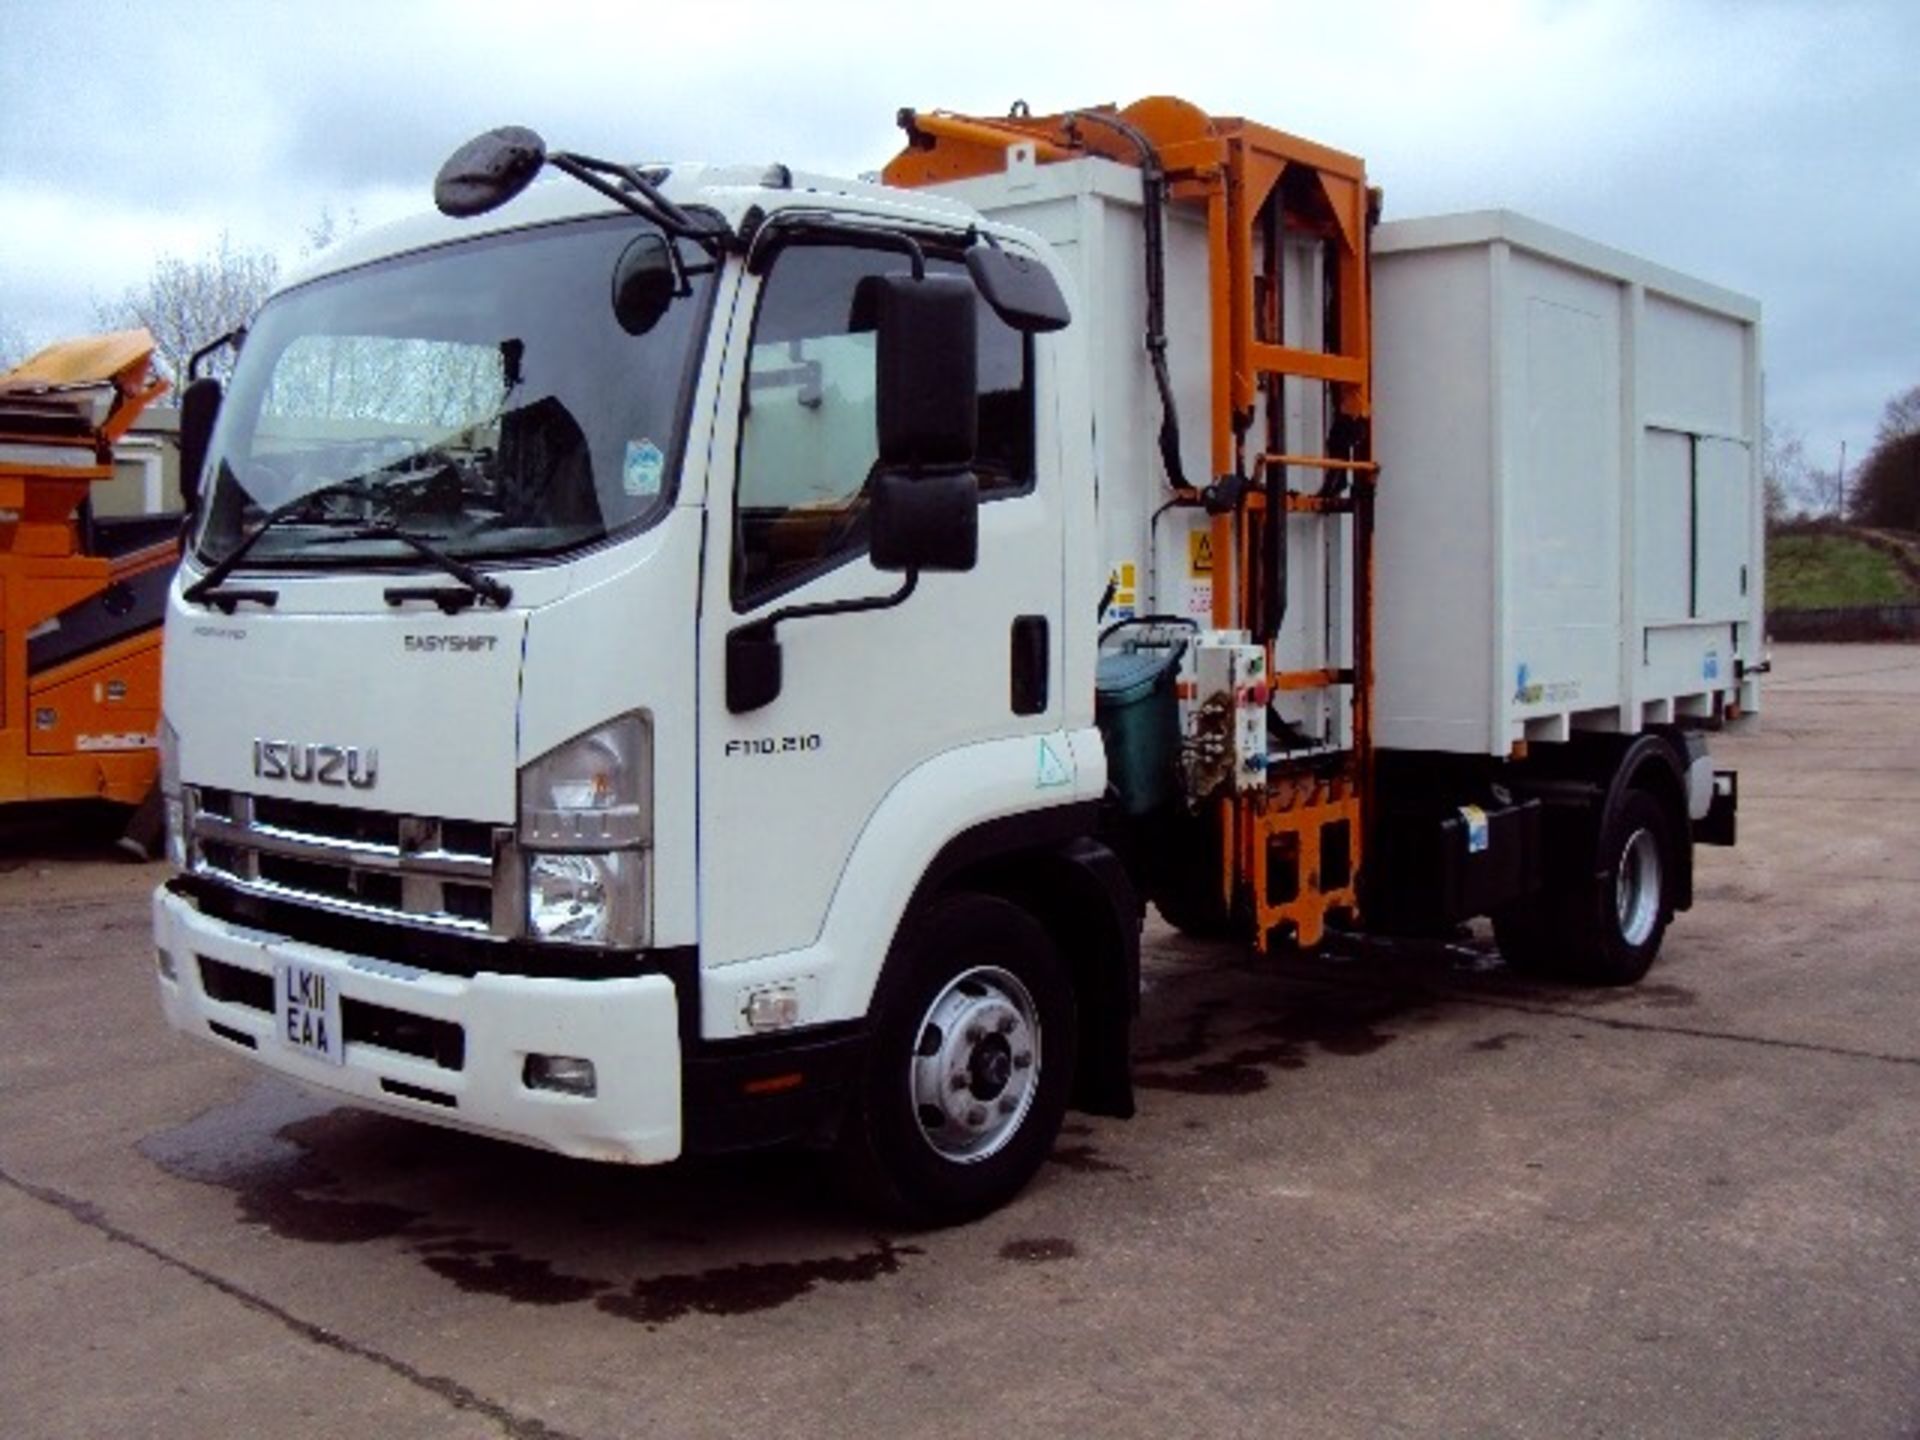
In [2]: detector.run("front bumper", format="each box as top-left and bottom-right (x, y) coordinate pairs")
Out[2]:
(152, 887), (683, 1164)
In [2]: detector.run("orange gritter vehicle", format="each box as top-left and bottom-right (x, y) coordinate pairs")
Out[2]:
(0, 329), (177, 824)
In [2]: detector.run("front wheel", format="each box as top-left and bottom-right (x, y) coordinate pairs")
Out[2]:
(839, 893), (1075, 1225)
(1495, 787), (1676, 986)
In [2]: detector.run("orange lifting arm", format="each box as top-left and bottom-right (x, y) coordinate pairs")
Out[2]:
(886, 97), (1379, 952)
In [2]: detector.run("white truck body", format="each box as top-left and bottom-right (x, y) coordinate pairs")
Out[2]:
(934, 151), (1355, 752)
(1371, 211), (1764, 755)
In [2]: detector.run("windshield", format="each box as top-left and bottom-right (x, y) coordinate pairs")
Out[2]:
(192, 216), (716, 568)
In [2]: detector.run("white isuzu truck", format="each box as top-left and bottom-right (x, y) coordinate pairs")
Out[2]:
(152, 97), (1759, 1222)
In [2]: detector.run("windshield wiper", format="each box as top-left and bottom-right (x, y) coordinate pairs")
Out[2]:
(184, 466), (513, 610)
(182, 475), (385, 607)
(311, 521), (514, 609)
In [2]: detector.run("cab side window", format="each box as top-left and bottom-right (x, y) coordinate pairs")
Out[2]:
(733, 243), (1033, 606)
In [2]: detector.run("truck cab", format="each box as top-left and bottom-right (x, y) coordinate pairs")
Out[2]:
(154, 153), (1134, 1222)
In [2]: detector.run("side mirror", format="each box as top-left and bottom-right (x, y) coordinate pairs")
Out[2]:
(177, 376), (222, 514)
(870, 470), (977, 572)
(966, 245), (1071, 333)
(873, 273), (977, 467)
(434, 126), (548, 218)
(610, 233), (677, 336)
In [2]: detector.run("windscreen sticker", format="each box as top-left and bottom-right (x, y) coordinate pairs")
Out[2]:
(623, 439), (665, 498)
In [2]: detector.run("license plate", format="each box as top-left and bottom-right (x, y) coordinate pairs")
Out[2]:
(275, 962), (345, 1065)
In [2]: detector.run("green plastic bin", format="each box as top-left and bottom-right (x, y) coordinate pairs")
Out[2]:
(1095, 647), (1183, 816)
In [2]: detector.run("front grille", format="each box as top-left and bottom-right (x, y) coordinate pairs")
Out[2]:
(189, 790), (504, 935)
(199, 955), (272, 1011)
(346, 1000), (465, 1071)
(195, 954), (465, 1071)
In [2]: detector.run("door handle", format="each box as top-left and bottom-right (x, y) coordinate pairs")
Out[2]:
(1011, 615), (1049, 715)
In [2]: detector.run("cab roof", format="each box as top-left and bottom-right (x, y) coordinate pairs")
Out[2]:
(285, 162), (988, 292)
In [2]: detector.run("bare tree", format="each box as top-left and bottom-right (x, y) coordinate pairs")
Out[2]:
(1853, 382), (1920, 531)
(1874, 384), (1920, 448)
(300, 204), (360, 259)
(0, 314), (32, 373)
(1762, 420), (1811, 527)
(95, 233), (279, 386)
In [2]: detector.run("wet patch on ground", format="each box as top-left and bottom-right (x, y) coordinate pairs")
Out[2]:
(1471, 1031), (1528, 1053)
(418, 1245), (611, 1306)
(1047, 1143), (1126, 1174)
(999, 1237), (1077, 1263)
(1134, 986), (1410, 1096)
(139, 1077), (924, 1325)
(140, 1079), (425, 1244)
(594, 1241), (920, 1326)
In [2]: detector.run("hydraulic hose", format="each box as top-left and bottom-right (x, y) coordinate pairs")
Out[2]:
(1065, 111), (1189, 496)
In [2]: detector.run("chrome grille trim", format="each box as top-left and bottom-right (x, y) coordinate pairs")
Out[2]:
(186, 788), (506, 934)
(194, 813), (492, 881)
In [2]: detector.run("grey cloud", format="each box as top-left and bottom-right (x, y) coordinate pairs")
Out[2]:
(2, 0), (1914, 463)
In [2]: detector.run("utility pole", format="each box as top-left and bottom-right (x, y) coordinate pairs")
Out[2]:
(1837, 440), (1847, 520)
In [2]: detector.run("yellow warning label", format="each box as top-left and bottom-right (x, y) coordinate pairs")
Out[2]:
(1107, 560), (1137, 614)
(1188, 530), (1213, 577)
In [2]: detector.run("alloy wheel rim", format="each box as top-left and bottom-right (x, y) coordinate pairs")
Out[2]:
(1616, 827), (1662, 948)
(908, 965), (1041, 1164)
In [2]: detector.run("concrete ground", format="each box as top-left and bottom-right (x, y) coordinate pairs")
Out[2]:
(2, 642), (1917, 1439)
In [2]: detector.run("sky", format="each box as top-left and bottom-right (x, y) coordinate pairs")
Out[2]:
(2, 0), (1914, 471)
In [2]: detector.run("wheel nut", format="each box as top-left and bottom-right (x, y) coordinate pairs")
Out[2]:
(998, 1015), (1017, 1034)
(1014, 1052), (1033, 1070)
(951, 1072), (970, 1090)
(998, 1097), (1016, 1115)
(967, 1107), (987, 1127)
(965, 1025), (985, 1043)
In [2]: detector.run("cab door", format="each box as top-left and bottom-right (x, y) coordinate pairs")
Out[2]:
(695, 237), (1062, 974)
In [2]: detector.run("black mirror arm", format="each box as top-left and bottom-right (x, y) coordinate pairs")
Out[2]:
(742, 568), (920, 646)
(188, 327), (246, 382)
(547, 151), (733, 250)
(725, 570), (921, 714)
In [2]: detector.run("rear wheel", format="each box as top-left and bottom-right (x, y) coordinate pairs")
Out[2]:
(1495, 787), (1676, 986)
(839, 893), (1075, 1225)
(1147, 811), (1239, 940)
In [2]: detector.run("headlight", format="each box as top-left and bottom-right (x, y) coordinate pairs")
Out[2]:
(159, 716), (180, 798)
(159, 717), (187, 869)
(519, 716), (650, 848)
(519, 717), (651, 946)
(164, 795), (188, 870)
(526, 851), (645, 944)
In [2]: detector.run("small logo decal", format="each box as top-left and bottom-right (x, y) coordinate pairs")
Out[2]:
(253, 740), (378, 790)
(1036, 737), (1072, 788)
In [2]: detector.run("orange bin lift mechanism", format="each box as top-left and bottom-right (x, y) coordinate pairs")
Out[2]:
(888, 98), (1377, 949)
(0, 329), (172, 806)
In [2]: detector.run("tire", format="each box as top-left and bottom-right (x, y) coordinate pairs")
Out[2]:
(1147, 812), (1239, 941)
(1494, 787), (1676, 986)
(839, 893), (1075, 1226)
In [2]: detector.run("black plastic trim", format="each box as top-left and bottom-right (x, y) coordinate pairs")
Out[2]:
(1695, 769), (1738, 846)
(683, 1021), (866, 1154)
(1011, 614), (1049, 715)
